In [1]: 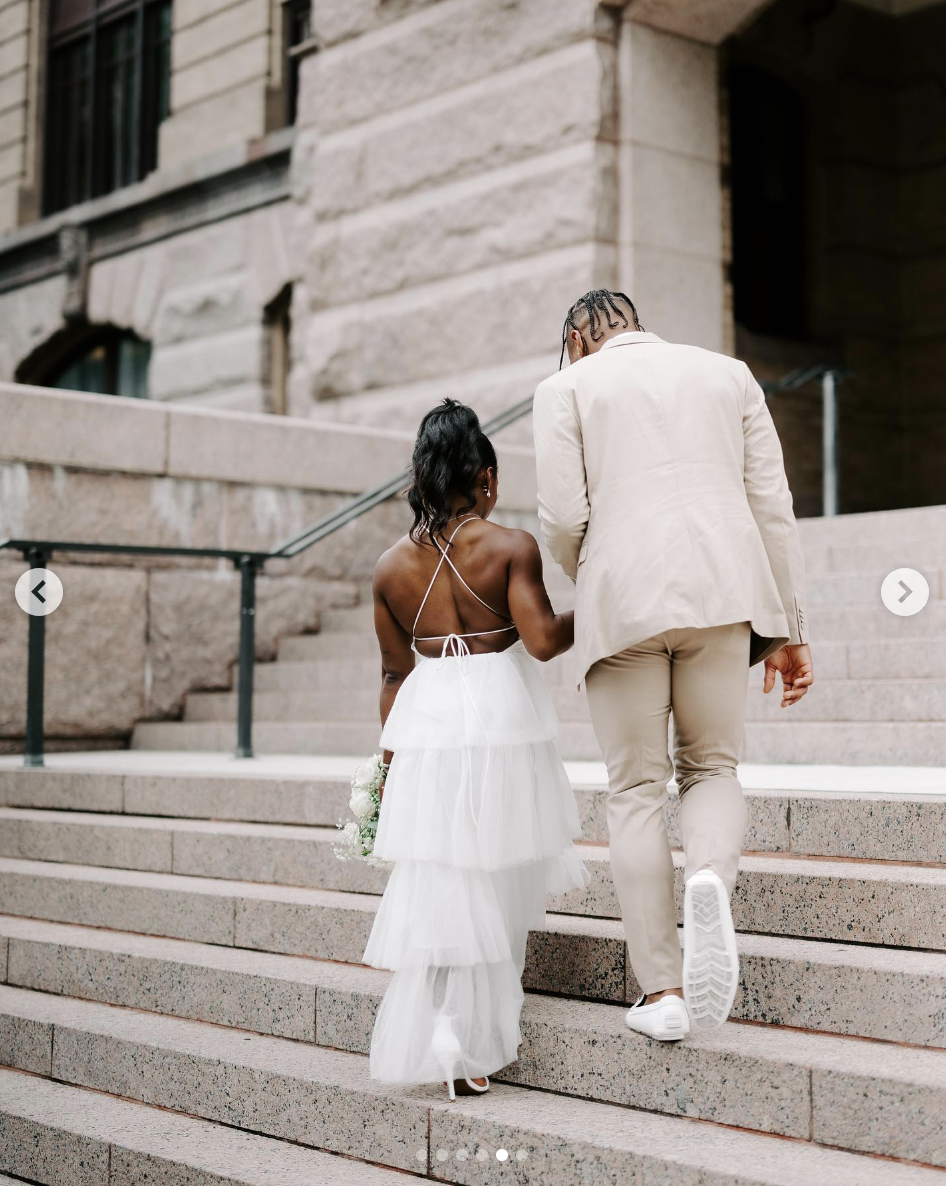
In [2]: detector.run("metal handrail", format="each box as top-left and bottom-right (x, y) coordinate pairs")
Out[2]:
(2, 373), (844, 768)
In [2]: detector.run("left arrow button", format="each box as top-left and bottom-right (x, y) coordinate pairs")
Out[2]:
(15, 568), (63, 617)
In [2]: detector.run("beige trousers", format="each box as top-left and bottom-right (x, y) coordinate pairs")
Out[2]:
(584, 622), (751, 994)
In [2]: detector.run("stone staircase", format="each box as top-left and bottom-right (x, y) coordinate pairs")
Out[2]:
(0, 753), (944, 1182)
(133, 505), (946, 765)
(1, 502), (945, 1182)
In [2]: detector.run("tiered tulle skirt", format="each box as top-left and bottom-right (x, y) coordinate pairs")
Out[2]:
(363, 638), (590, 1084)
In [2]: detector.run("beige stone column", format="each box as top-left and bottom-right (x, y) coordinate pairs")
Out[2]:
(289, 0), (625, 427)
(616, 16), (726, 352)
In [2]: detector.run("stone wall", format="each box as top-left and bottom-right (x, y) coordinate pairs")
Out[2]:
(0, 382), (539, 750)
(288, 0), (625, 438)
(287, 0), (771, 441)
(158, 0), (292, 170)
(0, 138), (294, 413)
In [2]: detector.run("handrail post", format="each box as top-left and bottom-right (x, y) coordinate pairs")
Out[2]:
(822, 369), (839, 517)
(235, 556), (259, 759)
(24, 547), (47, 768)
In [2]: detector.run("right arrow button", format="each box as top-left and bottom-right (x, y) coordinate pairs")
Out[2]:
(882, 568), (930, 617)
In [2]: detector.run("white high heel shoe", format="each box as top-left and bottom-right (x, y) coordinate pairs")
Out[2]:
(431, 1015), (489, 1100)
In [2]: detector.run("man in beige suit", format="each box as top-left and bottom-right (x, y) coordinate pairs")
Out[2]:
(533, 290), (813, 1041)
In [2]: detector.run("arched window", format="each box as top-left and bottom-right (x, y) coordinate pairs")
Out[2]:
(17, 326), (152, 399)
(728, 65), (808, 339)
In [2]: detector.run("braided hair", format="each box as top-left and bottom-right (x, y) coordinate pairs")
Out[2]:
(407, 399), (498, 544)
(559, 289), (645, 368)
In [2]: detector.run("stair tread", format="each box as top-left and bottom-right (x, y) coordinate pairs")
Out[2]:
(4, 908), (945, 990)
(0, 1065), (403, 1185)
(0, 1038), (938, 1186)
(3, 813), (944, 878)
(1, 982), (945, 1176)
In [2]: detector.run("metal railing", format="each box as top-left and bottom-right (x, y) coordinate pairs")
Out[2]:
(760, 365), (848, 519)
(1, 370), (844, 768)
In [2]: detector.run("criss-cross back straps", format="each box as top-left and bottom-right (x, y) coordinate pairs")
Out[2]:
(412, 517), (516, 643)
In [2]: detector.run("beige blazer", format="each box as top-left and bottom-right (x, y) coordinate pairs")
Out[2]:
(532, 331), (808, 683)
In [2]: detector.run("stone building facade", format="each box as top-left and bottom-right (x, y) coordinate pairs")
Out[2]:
(0, 0), (944, 516)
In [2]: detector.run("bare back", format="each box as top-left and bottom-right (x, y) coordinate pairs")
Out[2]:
(379, 517), (519, 658)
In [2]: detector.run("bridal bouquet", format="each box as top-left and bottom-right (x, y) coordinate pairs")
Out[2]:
(333, 753), (389, 867)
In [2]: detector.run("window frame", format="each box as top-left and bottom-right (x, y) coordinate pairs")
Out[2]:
(43, 0), (173, 215)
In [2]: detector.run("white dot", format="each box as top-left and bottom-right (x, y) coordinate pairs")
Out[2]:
(497, 1148), (509, 1161)
(475, 1148), (489, 1161)
(436, 1148), (449, 1161)
(415, 1148), (426, 1162)
(456, 1148), (468, 1161)
(516, 1148), (529, 1161)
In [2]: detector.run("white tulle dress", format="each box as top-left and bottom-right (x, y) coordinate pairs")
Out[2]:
(362, 519), (590, 1085)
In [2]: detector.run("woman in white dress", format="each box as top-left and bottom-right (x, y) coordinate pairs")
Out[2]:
(362, 399), (589, 1099)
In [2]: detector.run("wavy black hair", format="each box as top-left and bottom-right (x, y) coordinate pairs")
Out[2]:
(407, 399), (497, 543)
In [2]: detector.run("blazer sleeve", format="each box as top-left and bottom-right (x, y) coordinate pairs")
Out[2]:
(532, 375), (590, 583)
(741, 364), (809, 644)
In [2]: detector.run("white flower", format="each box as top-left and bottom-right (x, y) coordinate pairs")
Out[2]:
(349, 786), (373, 819)
(351, 754), (383, 794)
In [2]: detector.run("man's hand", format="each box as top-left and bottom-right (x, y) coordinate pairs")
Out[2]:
(763, 643), (813, 708)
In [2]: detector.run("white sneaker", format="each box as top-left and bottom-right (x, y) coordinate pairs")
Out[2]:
(682, 868), (739, 1030)
(624, 993), (690, 1041)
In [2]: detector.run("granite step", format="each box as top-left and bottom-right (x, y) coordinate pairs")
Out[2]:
(0, 1064), (403, 1186)
(257, 637), (946, 695)
(3, 783), (946, 870)
(4, 809), (946, 948)
(552, 846), (946, 948)
(741, 721), (946, 765)
(185, 676), (946, 726)
(805, 568), (945, 607)
(2, 983), (945, 1170)
(3, 912), (946, 1048)
(0, 839), (941, 960)
(184, 683), (594, 723)
(1, 1027), (939, 1186)
(745, 678), (946, 723)
(281, 602), (946, 663)
(130, 716), (946, 763)
(7, 771), (943, 859)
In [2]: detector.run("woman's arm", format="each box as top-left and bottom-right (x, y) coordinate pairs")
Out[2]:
(372, 561), (415, 787)
(506, 530), (574, 662)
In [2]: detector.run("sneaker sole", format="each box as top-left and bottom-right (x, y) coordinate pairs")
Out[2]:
(682, 872), (739, 1030)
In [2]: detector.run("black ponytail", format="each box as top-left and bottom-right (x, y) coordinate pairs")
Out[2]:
(407, 399), (497, 543)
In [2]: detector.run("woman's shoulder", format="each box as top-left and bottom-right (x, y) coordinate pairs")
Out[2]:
(373, 533), (422, 587)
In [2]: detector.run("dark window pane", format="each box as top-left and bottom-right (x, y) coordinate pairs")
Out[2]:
(729, 65), (808, 338)
(283, 0), (310, 126)
(46, 37), (93, 211)
(46, 331), (150, 397)
(44, 0), (173, 213)
(116, 333), (151, 397)
(52, 343), (110, 394)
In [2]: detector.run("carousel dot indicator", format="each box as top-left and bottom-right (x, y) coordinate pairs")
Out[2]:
(415, 1149), (426, 1163)
(496, 1148), (509, 1161)
(436, 1147), (449, 1161)
(516, 1149), (530, 1161)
